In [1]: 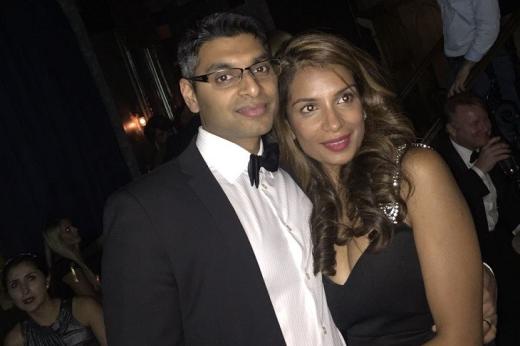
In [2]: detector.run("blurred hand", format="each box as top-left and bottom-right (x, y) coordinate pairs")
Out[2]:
(482, 264), (497, 344)
(474, 137), (511, 173)
(449, 60), (476, 96)
(431, 263), (497, 344)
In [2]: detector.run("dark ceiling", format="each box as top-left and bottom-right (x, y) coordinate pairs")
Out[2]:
(75, 0), (366, 49)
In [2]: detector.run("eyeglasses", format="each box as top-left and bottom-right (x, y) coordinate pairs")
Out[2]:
(186, 58), (280, 89)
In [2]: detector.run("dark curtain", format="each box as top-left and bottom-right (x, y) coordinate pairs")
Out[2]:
(0, 0), (131, 257)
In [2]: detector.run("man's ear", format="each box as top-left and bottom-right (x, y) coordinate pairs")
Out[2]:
(179, 78), (200, 113)
(446, 123), (456, 138)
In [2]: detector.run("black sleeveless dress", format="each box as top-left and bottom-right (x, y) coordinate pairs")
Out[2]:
(323, 224), (435, 345)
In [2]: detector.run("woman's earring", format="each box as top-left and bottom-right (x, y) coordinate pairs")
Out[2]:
(363, 111), (367, 120)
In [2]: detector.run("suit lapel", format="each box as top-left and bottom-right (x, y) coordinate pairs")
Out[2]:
(445, 141), (471, 174)
(173, 141), (285, 343)
(445, 140), (489, 196)
(177, 141), (247, 248)
(177, 140), (279, 305)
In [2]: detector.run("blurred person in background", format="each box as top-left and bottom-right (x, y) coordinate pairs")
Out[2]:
(44, 218), (101, 301)
(3, 253), (106, 346)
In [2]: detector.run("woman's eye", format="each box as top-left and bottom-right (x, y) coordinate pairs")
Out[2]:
(27, 275), (35, 281)
(300, 104), (316, 113)
(253, 64), (269, 74)
(9, 282), (17, 289)
(339, 92), (354, 103)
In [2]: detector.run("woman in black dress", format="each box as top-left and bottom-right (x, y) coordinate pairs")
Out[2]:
(274, 32), (483, 345)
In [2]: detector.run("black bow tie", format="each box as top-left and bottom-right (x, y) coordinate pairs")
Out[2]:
(248, 142), (279, 188)
(470, 150), (480, 163)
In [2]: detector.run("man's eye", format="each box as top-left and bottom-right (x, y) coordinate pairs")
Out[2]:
(212, 71), (238, 85)
(9, 282), (17, 289)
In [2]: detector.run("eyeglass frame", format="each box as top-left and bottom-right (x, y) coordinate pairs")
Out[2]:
(184, 58), (281, 87)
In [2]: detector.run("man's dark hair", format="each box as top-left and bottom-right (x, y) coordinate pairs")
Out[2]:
(177, 12), (269, 78)
(444, 92), (487, 124)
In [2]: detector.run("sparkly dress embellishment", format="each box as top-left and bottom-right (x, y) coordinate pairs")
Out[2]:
(379, 143), (431, 223)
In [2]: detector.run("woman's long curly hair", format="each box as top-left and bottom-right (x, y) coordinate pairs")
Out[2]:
(273, 33), (416, 276)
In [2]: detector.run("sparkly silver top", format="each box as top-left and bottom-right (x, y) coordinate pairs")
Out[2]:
(380, 143), (431, 224)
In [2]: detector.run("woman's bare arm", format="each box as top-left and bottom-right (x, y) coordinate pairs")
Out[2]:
(72, 296), (108, 346)
(4, 324), (24, 346)
(62, 267), (99, 300)
(403, 148), (482, 345)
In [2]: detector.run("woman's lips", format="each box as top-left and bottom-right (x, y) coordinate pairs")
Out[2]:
(23, 297), (35, 305)
(236, 104), (267, 117)
(321, 135), (350, 152)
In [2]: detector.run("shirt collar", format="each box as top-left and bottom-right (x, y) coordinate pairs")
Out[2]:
(196, 127), (263, 183)
(450, 138), (473, 168)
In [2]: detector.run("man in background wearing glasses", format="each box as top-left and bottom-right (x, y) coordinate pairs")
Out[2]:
(101, 12), (345, 346)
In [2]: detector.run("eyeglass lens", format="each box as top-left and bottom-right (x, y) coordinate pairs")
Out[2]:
(209, 60), (278, 88)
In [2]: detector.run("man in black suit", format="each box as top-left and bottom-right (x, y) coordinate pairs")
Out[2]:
(434, 92), (520, 345)
(101, 13), (344, 346)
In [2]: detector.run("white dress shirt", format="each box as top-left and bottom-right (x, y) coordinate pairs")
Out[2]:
(436, 0), (500, 62)
(451, 139), (498, 231)
(197, 128), (345, 346)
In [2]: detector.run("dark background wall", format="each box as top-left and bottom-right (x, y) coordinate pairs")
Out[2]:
(0, 0), (131, 256)
(0, 0), (435, 257)
(3, 0), (495, 257)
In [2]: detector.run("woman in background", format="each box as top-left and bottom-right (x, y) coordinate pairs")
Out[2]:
(44, 218), (100, 300)
(3, 253), (107, 346)
(274, 32), (483, 345)
(0, 254), (25, 342)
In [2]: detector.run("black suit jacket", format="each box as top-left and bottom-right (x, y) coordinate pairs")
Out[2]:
(102, 141), (285, 346)
(433, 135), (520, 261)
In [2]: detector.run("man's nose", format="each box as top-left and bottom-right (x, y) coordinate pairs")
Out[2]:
(238, 70), (260, 97)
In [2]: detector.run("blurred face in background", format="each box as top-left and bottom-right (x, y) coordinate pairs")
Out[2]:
(154, 128), (170, 146)
(58, 219), (81, 247)
(6, 261), (49, 313)
(447, 104), (492, 150)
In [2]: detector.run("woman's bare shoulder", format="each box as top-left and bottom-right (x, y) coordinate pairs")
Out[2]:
(4, 323), (24, 346)
(72, 296), (103, 325)
(401, 145), (448, 182)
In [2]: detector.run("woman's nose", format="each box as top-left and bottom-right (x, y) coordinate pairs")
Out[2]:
(322, 108), (343, 132)
(21, 283), (30, 295)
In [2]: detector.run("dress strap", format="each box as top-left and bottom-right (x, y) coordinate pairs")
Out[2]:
(22, 300), (67, 346)
(379, 143), (431, 223)
(53, 299), (74, 334)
